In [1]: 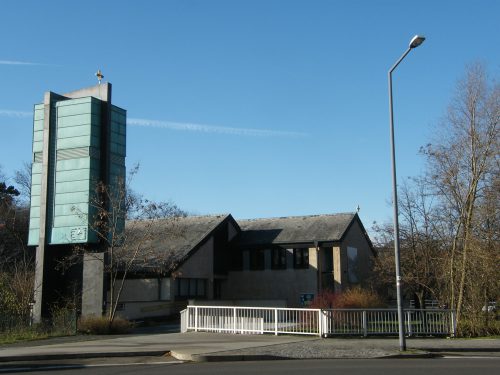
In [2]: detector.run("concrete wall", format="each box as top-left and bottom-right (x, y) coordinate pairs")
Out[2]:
(337, 219), (374, 290)
(112, 278), (181, 320)
(114, 301), (186, 320)
(222, 247), (318, 307)
(175, 237), (214, 299)
(118, 279), (159, 302)
(81, 252), (104, 316)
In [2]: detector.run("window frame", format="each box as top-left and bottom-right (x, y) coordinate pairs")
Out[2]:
(271, 247), (287, 270)
(293, 248), (309, 269)
(249, 248), (265, 270)
(174, 278), (207, 300)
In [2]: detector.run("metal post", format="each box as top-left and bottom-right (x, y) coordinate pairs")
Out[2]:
(451, 310), (457, 337)
(388, 47), (412, 352)
(274, 308), (278, 335)
(362, 310), (367, 337)
(194, 306), (198, 332)
(406, 310), (412, 337)
(233, 307), (237, 334)
(318, 309), (322, 337)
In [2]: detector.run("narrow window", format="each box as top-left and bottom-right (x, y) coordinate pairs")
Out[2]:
(159, 278), (171, 300)
(231, 248), (243, 271)
(347, 246), (359, 283)
(293, 248), (309, 269)
(175, 278), (207, 299)
(249, 249), (265, 270)
(271, 248), (287, 269)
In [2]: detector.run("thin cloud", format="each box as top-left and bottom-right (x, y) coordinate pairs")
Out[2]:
(0, 109), (32, 118)
(0, 110), (308, 138)
(0, 60), (60, 67)
(128, 118), (308, 138)
(0, 60), (40, 66)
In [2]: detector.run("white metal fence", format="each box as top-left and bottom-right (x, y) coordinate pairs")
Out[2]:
(180, 306), (456, 337)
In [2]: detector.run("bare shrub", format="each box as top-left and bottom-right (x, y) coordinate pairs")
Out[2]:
(310, 287), (386, 309)
(309, 290), (341, 309)
(336, 286), (386, 309)
(77, 315), (132, 335)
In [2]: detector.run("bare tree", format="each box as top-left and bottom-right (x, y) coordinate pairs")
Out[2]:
(0, 174), (30, 269)
(372, 64), (499, 335)
(421, 62), (499, 333)
(371, 179), (442, 308)
(14, 162), (32, 206)
(0, 167), (33, 323)
(70, 172), (186, 324)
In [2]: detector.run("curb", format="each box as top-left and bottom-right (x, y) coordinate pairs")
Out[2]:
(381, 352), (436, 359)
(0, 350), (169, 363)
(171, 351), (292, 362)
(171, 350), (435, 362)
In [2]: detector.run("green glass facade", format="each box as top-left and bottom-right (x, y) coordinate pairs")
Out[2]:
(28, 96), (126, 246)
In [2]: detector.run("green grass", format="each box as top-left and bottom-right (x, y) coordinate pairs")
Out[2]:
(0, 329), (51, 345)
(0, 314), (77, 345)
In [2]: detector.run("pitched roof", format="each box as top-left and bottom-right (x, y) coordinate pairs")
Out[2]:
(123, 212), (372, 274)
(236, 213), (358, 247)
(155, 214), (230, 256)
(124, 214), (231, 272)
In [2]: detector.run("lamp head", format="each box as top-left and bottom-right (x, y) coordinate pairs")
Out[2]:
(409, 35), (425, 49)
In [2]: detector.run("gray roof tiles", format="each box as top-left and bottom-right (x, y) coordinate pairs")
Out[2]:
(124, 212), (361, 272)
(144, 214), (230, 256)
(235, 213), (357, 247)
(124, 214), (230, 271)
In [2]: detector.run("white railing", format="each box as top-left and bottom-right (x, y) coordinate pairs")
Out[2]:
(181, 306), (321, 336)
(322, 309), (455, 336)
(180, 306), (456, 337)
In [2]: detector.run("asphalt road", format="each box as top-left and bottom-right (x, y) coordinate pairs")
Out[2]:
(2, 357), (499, 374)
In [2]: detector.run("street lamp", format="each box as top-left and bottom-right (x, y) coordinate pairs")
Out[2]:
(388, 35), (425, 352)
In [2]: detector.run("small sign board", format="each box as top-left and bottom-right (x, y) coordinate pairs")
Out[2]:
(300, 293), (315, 307)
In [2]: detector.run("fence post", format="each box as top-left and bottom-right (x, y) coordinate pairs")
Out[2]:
(451, 310), (456, 337)
(274, 308), (278, 336)
(406, 311), (412, 337)
(180, 309), (185, 333)
(362, 310), (367, 337)
(318, 309), (322, 337)
(233, 307), (237, 334)
(322, 310), (328, 337)
(194, 306), (198, 332)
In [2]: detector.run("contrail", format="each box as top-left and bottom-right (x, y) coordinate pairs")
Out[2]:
(0, 110), (308, 138)
(128, 117), (307, 138)
(0, 109), (32, 118)
(0, 60), (61, 66)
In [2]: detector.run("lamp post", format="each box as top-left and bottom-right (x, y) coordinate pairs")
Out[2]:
(388, 35), (425, 352)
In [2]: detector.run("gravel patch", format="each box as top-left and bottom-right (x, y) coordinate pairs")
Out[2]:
(203, 339), (398, 359)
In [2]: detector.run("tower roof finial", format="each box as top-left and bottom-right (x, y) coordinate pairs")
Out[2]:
(95, 69), (104, 85)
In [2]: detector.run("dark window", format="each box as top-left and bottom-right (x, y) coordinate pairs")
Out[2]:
(323, 248), (333, 273)
(293, 248), (309, 269)
(214, 279), (222, 299)
(249, 249), (265, 270)
(231, 248), (243, 271)
(271, 248), (287, 269)
(175, 278), (207, 299)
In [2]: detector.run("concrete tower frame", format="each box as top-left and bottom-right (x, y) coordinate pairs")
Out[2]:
(28, 83), (126, 322)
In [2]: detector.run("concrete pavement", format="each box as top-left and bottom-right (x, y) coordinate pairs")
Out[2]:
(0, 331), (499, 363)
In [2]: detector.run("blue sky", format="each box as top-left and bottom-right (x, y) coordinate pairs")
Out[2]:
(1, 0), (499, 230)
